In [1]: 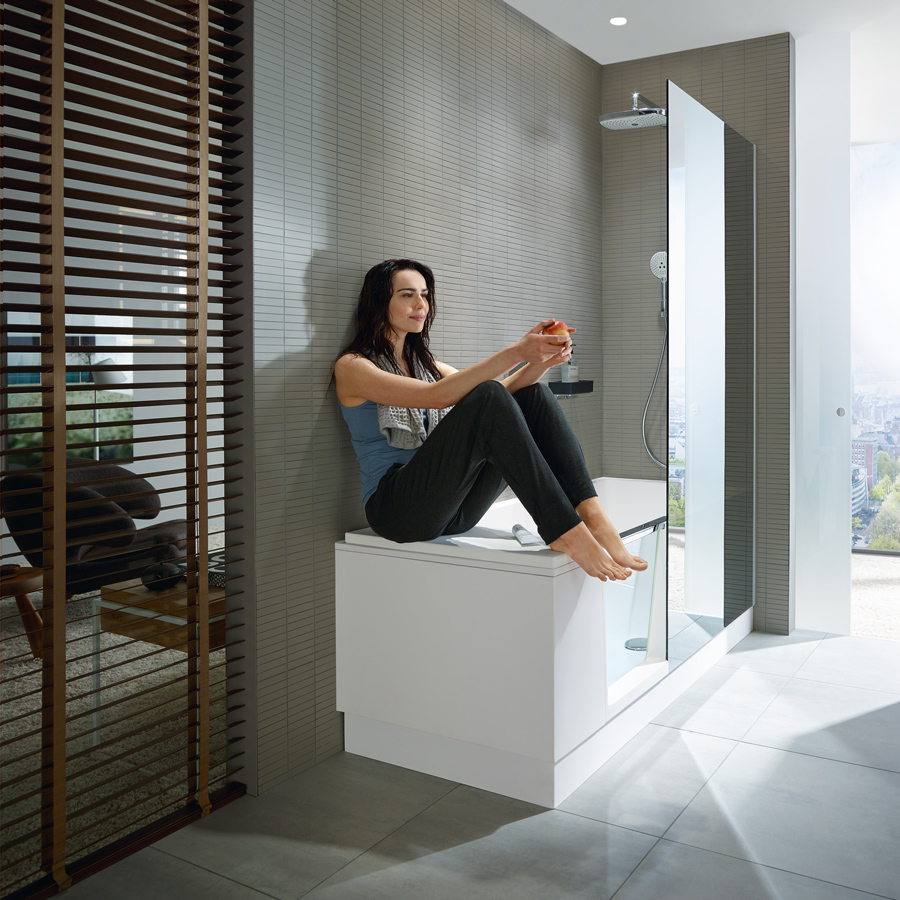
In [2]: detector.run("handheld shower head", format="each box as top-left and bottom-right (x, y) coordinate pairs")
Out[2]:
(642, 251), (670, 469)
(650, 251), (668, 320)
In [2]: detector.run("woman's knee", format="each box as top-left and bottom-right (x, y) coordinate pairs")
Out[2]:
(459, 379), (512, 407)
(516, 382), (553, 402)
(470, 380), (507, 398)
(513, 381), (555, 411)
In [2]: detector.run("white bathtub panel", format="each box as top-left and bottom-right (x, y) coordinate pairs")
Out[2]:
(343, 715), (559, 808)
(552, 568), (609, 758)
(337, 550), (558, 762)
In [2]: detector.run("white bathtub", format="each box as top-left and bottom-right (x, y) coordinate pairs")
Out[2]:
(335, 477), (669, 807)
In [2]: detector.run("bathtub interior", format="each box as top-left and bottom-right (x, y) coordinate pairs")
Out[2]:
(603, 525), (665, 685)
(475, 476), (665, 539)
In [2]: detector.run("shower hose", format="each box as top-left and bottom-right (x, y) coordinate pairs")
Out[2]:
(642, 330), (668, 469)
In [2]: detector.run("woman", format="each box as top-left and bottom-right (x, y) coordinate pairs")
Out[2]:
(334, 258), (647, 581)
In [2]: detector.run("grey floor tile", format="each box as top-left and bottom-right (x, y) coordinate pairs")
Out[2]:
(652, 667), (788, 740)
(665, 743), (900, 899)
(305, 785), (656, 900)
(559, 724), (736, 836)
(743, 677), (900, 772)
(795, 634), (900, 694)
(61, 847), (272, 900)
(668, 616), (725, 661)
(613, 840), (884, 900)
(717, 628), (826, 677)
(153, 753), (457, 900)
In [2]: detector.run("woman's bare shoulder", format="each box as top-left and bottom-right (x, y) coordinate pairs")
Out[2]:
(335, 353), (380, 406)
(335, 352), (378, 375)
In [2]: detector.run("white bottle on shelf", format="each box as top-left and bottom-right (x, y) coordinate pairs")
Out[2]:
(560, 356), (579, 383)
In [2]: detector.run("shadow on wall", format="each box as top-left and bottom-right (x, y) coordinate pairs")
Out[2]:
(256, 252), (367, 563)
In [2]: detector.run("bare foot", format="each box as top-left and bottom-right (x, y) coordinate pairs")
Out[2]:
(550, 523), (632, 581)
(576, 498), (650, 572)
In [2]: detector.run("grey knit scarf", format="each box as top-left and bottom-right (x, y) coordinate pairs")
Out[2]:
(375, 356), (452, 449)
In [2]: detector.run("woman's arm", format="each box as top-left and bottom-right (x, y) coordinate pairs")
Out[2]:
(501, 326), (574, 394)
(335, 320), (572, 409)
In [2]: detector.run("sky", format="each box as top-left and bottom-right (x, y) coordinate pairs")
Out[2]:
(851, 141), (900, 379)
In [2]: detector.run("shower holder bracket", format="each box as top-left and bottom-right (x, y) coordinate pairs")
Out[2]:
(548, 380), (593, 396)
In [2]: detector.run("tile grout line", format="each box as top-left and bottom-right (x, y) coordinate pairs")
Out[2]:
(607, 836), (662, 900)
(654, 721), (745, 843)
(147, 845), (285, 900)
(646, 837), (897, 900)
(731, 660), (796, 742)
(296, 780), (463, 898)
(735, 736), (900, 779)
(788, 669), (900, 695)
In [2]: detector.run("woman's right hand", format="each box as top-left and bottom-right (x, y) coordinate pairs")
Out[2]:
(516, 320), (575, 365)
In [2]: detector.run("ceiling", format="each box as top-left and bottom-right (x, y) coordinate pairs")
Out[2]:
(504, 0), (900, 144)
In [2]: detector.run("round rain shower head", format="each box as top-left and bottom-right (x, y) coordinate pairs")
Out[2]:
(650, 251), (667, 282)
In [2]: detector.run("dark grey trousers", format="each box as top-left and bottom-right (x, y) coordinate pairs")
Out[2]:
(364, 380), (597, 544)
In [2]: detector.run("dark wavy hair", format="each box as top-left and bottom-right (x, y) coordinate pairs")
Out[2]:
(337, 258), (442, 381)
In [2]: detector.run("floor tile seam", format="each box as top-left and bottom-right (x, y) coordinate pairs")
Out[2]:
(648, 837), (896, 899)
(826, 631), (900, 646)
(729, 669), (795, 742)
(147, 845), (284, 900)
(656, 725), (750, 841)
(783, 665), (900, 700)
(788, 670), (900, 696)
(607, 836), (662, 900)
(294, 779), (462, 899)
(736, 733), (900, 779)
(713, 662), (806, 678)
(554, 806), (668, 840)
(559, 727), (742, 840)
(648, 720), (756, 743)
(650, 720), (739, 745)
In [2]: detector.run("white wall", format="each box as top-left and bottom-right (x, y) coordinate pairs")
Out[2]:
(793, 32), (852, 633)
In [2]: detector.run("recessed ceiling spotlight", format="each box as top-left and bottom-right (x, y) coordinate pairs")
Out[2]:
(610, 16), (627, 26)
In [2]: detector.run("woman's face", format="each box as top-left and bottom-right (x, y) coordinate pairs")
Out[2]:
(387, 269), (429, 340)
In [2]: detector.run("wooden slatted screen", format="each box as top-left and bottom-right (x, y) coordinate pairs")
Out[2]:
(0, 1), (247, 895)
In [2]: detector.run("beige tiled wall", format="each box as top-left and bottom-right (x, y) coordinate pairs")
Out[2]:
(600, 35), (793, 634)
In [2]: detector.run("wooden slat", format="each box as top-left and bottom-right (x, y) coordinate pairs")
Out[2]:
(62, 126), (242, 170)
(39, 1), (73, 889)
(3, 7), (53, 37)
(0, 243), (241, 272)
(193, 0), (213, 817)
